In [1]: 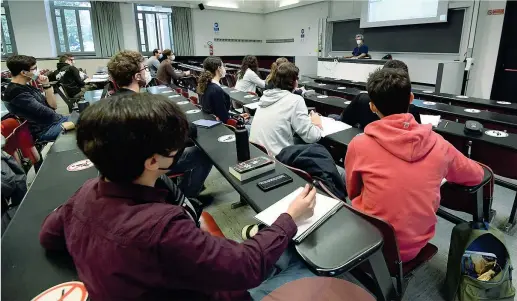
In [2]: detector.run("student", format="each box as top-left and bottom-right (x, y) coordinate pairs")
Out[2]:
(344, 34), (369, 59)
(39, 93), (317, 300)
(107, 50), (212, 199)
(235, 55), (265, 93)
(197, 56), (249, 124)
(265, 57), (307, 96)
(3, 55), (75, 141)
(345, 68), (484, 262)
(55, 54), (93, 99)
(156, 49), (190, 85)
(334, 60), (421, 129)
(250, 63), (322, 157)
(146, 48), (162, 77)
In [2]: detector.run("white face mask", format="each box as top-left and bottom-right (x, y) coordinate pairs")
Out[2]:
(171, 55), (175, 61)
(25, 68), (39, 81)
(219, 66), (226, 78)
(145, 70), (152, 84)
(356, 40), (362, 45)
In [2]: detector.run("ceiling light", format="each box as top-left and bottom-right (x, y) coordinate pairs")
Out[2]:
(205, 1), (239, 9)
(279, 0), (299, 7)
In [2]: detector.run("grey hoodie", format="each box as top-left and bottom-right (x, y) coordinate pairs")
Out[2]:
(249, 89), (322, 156)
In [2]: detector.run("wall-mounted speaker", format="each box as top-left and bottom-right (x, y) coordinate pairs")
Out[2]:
(198, 3), (205, 10)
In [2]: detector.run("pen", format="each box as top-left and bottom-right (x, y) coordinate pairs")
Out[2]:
(444, 121), (449, 128)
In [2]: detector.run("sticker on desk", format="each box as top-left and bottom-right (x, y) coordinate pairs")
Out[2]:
(318, 83), (326, 86)
(317, 95), (328, 99)
(344, 101), (351, 105)
(67, 159), (94, 172)
(230, 90), (239, 93)
(252, 98), (259, 101)
(168, 95), (181, 98)
(485, 130), (508, 138)
(464, 108), (480, 113)
(301, 81), (309, 84)
(157, 85), (168, 89)
(422, 90), (434, 93)
(177, 101), (190, 105)
(423, 101), (436, 105)
(31, 281), (88, 301)
(337, 87), (346, 90)
(244, 95), (255, 98)
(456, 95), (469, 99)
(218, 135), (236, 143)
(185, 109), (201, 114)
(161, 91), (173, 94)
(497, 101), (511, 105)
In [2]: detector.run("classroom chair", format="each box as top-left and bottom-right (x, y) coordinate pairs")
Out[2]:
(189, 96), (198, 105)
(199, 212), (225, 238)
(182, 91), (190, 99)
(175, 88), (183, 94)
(2, 120), (43, 173)
(56, 85), (79, 113)
(250, 141), (270, 156)
(318, 181), (438, 300)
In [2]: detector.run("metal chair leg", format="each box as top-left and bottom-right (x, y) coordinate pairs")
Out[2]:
(231, 196), (247, 209)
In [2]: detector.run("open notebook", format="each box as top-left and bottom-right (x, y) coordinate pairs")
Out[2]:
(320, 116), (352, 137)
(255, 187), (344, 243)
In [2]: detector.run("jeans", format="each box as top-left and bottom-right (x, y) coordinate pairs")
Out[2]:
(248, 249), (316, 300)
(168, 146), (213, 198)
(38, 116), (69, 142)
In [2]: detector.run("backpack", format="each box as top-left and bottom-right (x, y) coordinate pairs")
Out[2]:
(444, 222), (515, 301)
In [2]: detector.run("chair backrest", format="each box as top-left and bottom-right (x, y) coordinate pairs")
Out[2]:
(2, 121), (40, 165)
(175, 88), (183, 94)
(182, 91), (189, 99)
(1, 118), (20, 138)
(277, 160), (313, 183)
(317, 180), (403, 277)
(250, 141), (270, 156)
(226, 118), (238, 128)
(189, 96), (198, 105)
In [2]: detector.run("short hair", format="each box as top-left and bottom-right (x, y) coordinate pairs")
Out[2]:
(355, 34), (364, 40)
(76, 93), (189, 182)
(107, 50), (144, 87)
(383, 60), (408, 73)
(152, 49), (160, 55)
(366, 68), (412, 117)
(162, 49), (172, 57)
(273, 62), (299, 91)
(6, 55), (37, 76)
(59, 54), (73, 63)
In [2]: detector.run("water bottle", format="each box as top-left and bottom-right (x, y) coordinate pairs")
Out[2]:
(235, 123), (250, 162)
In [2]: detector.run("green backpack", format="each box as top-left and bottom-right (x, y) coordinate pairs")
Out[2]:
(444, 222), (515, 301)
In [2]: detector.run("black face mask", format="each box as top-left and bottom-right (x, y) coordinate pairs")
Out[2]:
(158, 147), (185, 171)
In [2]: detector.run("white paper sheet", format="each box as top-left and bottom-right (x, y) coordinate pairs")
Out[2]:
(244, 102), (260, 110)
(420, 115), (441, 127)
(255, 187), (342, 241)
(320, 116), (352, 137)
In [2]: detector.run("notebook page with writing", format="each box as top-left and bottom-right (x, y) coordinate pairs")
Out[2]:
(420, 115), (441, 127)
(320, 117), (352, 137)
(255, 187), (343, 242)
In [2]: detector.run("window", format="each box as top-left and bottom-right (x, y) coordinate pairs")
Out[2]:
(135, 5), (174, 55)
(1, 1), (17, 56)
(50, 1), (95, 55)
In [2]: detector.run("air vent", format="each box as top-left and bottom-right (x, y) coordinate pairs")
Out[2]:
(266, 38), (295, 43)
(214, 38), (262, 43)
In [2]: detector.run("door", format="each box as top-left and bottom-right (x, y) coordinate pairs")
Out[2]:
(491, 1), (517, 102)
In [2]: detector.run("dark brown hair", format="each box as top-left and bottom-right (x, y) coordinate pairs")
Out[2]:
(59, 53), (73, 63)
(107, 50), (144, 87)
(367, 68), (412, 117)
(273, 62), (299, 91)
(77, 93), (189, 182)
(238, 55), (259, 79)
(266, 57), (288, 84)
(162, 49), (172, 58)
(197, 56), (223, 95)
(383, 59), (408, 73)
(6, 55), (37, 76)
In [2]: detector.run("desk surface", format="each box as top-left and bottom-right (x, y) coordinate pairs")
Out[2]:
(1, 101), (9, 118)
(178, 63), (204, 72)
(83, 89), (103, 103)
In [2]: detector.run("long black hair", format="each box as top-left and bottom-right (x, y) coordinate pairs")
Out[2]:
(196, 56), (223, 95)
(237, 55), (258, 80)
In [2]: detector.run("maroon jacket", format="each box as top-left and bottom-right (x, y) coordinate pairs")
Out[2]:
(40, 178), (297, 300)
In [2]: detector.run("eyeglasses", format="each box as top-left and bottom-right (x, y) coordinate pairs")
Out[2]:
(29, 66), (38, 72)
(139, 65), (150, 72)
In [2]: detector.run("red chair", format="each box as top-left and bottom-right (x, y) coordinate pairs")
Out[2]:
(200, 212), (225, 238)
(247, 92), (257, 96)
(182, 91), (189, 99)
(175, 88), (182, 94)
(225, 118), (238, 128)
(2, 120), (42, 172)
(250, 141), (270, 156)
(189, 96), (198, 105)
(318, 181), (438, 300)
(1, 118), (20, 138)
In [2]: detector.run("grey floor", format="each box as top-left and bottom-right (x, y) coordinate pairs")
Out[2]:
(22, 95), (517, 300)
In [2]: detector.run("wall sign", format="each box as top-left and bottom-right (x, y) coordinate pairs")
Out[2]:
(487, 9), (504, 15)
(214, 22), (219, 33)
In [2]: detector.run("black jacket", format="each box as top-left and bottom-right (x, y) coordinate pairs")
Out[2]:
(341, 93), (421, 129)
(276, 144), (347, 200)
(200, 83), (231, 123)
(3, 83), (63, 139)
(56, 62), (85, 97)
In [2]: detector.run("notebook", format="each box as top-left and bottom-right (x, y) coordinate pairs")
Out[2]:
(420, 115), (441, 127)
(244, 102), (260, 110)
(255, 187), (344, 243)
(320, 116), (352, 137)
(192, 119), (221, 128)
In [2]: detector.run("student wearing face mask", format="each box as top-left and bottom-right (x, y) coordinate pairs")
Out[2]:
(3, 55), (75, 141)
(197, 57), (249, 124)
(156, 49), (190, 85)
(108, 50), (212, 201)
(146, 48), (162, 77)
(345, 34), (369, 59)
(55, 54), (94, 99)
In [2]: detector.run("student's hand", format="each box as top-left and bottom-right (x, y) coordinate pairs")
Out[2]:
(286, 184), (317, 222)
(240, 113), (250, 120)
(38, 75), (49, 84)
(351, 57), (358, 60)
(310, 111), (323, 129)
(61, 122), (75, 131)
(184, 71), (191, 76)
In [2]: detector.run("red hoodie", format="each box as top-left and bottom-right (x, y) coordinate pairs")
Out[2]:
(345, 113), (484, 262)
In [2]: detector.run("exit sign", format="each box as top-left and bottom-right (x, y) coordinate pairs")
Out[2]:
(487, 9), (504, 15)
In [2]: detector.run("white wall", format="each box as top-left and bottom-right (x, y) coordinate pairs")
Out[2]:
(9, 0), (56, 58)
(191, 9), (265, 56)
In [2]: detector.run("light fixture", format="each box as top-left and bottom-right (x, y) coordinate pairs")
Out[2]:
(205, 1), (239, 9)
(279, 0), (299, 7)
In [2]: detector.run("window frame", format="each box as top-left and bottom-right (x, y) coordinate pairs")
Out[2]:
(1, 1), (18, 57)
(134, 4), (174, 56)
(50, 0), (95, 56)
